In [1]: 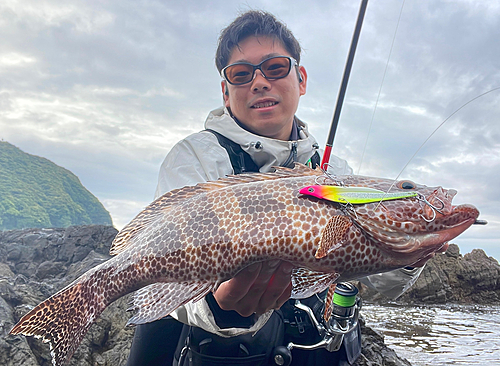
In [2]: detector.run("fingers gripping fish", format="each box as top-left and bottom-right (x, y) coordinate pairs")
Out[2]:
(9, 164), (480, 366)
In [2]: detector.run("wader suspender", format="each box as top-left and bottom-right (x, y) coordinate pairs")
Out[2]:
(205, 129), (259, 174)
(205, 129), (321, 173)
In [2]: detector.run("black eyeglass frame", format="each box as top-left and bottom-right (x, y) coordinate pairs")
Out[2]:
(221, 56), (298, 86)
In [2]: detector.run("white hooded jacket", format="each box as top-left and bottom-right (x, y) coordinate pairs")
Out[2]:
(154, 107), (422, 337)
(155, 107), (351, 197)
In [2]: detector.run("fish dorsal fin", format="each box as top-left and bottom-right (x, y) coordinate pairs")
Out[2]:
(110, 163), (320, 255)
(315, 215), (352, 259)
(217, 162), (322, 185)
(291, 268), (340, 299)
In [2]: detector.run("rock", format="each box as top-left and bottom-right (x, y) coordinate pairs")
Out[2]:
(0, 263), (15, 278)
(0, 225), (122, 366)
(0, 292), (39, 366)
(0, 225), (410, 366)
(445, 244), (460, 258)
(35, 261), (66, 279)
(353, 318), (412, 366)
(358, 243), (500, 305)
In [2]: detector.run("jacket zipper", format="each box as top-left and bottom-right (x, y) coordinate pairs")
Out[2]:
(282, 141), (298, 168)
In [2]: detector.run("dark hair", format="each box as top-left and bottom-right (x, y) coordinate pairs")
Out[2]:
(215, 10), (302, 73)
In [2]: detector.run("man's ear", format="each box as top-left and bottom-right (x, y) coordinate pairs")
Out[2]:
(221, 81), (230, 107)
(298, 66), (307, 96)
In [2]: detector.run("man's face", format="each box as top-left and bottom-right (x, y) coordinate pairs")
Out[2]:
(222, 36), (307, 141)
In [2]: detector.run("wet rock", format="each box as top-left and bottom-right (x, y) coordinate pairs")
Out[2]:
(353, 318), (412, 366)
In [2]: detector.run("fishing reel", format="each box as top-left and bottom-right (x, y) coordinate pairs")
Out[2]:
(273, 283), (361, 366)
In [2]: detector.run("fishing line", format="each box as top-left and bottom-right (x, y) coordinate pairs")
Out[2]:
(357, 0), (406, 175)
(389, 86), (500, 187)
(374, 86), (500, 212)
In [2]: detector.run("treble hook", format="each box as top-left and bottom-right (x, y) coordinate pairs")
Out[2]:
(416, 193), (445, 222)
(435, 197), (445, 211)
(344, 202), (359, 220)
(319, 163), (346, 186)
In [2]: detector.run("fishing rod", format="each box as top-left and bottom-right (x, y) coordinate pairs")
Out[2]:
(321, 0), (368, 169)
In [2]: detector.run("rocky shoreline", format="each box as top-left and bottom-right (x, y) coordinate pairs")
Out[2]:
(0, 226), (132, 366)
(357, 243), (500, 305)
(1, 225), (497, 365)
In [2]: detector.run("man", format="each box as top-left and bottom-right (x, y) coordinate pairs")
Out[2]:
(127, 10), (426, 366)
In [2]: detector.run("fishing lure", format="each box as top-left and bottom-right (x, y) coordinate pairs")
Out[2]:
(299, 185), (417, 204)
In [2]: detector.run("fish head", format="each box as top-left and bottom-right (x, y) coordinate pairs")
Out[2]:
(330, 176), (479, 264)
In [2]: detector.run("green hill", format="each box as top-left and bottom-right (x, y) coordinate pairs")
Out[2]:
(0, 141), (112, 230)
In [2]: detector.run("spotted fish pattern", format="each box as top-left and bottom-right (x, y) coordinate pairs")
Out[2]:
(10, 164), (480, 366)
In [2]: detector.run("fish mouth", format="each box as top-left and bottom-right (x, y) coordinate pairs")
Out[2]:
(358, 204), (480, 257)
(422, 204), (479, 248)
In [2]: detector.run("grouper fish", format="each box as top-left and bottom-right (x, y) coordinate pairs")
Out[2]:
(10, 164), (480, 366)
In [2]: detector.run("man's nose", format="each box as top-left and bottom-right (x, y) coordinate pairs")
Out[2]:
(251, 70), (271, 92)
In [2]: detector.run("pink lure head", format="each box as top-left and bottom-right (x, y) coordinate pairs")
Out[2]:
(299, 185), (326, 199)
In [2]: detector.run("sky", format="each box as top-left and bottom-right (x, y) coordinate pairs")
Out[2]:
(1, 0), (499, 261)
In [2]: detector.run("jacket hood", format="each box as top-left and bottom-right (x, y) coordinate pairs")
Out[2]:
(204, 107), (320, 172)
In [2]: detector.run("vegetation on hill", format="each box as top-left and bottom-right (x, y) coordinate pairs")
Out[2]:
(0, 141), (112, 230)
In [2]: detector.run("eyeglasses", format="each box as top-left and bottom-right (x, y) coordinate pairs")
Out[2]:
(221, 56), (297, 85)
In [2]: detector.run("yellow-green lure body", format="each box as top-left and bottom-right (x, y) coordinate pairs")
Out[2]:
(299, 185), (417, 204)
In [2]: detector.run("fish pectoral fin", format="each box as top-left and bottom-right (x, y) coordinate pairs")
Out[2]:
(315, 215), (352, 259)
(323, 284), (336, 322)
(291, 268), (340, 299)
(127, 281), (215, 326)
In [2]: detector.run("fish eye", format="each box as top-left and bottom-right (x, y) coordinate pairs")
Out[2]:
(308, 187), (315, 193)
(397, 180), (416, 190)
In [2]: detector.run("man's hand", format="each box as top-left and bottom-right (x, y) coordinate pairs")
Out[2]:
(213, 260), (294, 317)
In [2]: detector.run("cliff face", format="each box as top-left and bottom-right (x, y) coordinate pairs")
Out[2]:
(0, 141), (112, 230)
(1, 225), (412, 366)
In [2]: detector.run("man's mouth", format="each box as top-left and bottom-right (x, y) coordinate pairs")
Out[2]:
(251, 101), (278, 109)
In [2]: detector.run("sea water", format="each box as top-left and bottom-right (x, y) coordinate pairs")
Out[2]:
(362, 303), (500, 366)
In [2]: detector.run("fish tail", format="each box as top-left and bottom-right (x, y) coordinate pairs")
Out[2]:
(10, 280), (106, 366)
